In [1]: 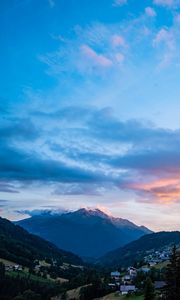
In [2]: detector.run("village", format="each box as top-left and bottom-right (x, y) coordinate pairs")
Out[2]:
(108, 247), (172, 296)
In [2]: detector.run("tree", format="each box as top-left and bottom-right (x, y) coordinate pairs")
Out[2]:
(13, 294), (24, 300)
(144, 277), (155, 300)
(177, 250), (180, 298)
(61, 291), (67, 300)
(165, 245), (180, 300)
(0, 262), (5, 280)
(23, 290), (41, 300)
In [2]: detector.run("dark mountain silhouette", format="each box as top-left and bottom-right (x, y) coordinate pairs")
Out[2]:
(99, 231), (180, 267)
(17, 208), (152, 258)
(0, 216), (82, 267)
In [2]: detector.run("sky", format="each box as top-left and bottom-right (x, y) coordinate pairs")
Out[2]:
(1, 0), (180, 231)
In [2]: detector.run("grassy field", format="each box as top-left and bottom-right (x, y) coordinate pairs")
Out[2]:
(8, 270), (55, 284)
(95, 292), (144, 300)
(0, 258), (17, 266)
(56, 277), (69, 283)
(66, 284), (92, 300)
(154, 260), (169, 270)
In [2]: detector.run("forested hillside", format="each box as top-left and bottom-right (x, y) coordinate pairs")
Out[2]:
(100, 231), (180, 267)
(0, 216), (82, 268)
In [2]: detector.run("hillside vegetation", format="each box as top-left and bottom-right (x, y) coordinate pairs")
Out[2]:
(0, 216), (82, 268)
(100, 231), (180, 267)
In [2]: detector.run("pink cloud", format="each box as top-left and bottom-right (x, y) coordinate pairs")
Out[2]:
(153, 0), (174, 7)
(153, 28), (175, 67)
(145, 7), (157, 17)
(153, 28), (174, 50)
(115, 53), (125, 63)
(112, 34), (127, 47)
(81, 45), (112, 67)
(126, 177), (180, 203)
(96, 205), (113, 216)
(174, 13), (180, 23)
(113, 0), (127, 7)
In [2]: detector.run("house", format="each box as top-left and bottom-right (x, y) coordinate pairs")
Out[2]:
(14, 265), (22, 271)
(5, 265), (13, 271)
(122, 275), (131, 284)
(154, 281), (167, 290)
(128, 267), (137, 278)
(111, 271), (120, 280)
(149, 261), (157, 267)
(120, 285), (136, 295)
(159, 253), (169, 260)
(34, 264), (41, 272)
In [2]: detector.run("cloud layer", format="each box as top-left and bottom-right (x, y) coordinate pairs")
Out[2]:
(1, 105), (180, 205)
(1, 0), (180, 228)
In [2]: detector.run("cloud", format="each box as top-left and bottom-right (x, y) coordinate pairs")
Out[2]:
(0, 200), (9, 207)
(0, 143), (105, 184)
(153, 0), (174, 7)
(125, 178), (180, 203)
(145, 7), (157, 17)
(48, 0), (55, 8)
(115, 53), (125, 63)
(27, 105), (180, 202)
(81, 45), (113, 67)
(2, 101), (180, 204)
(17, 208), (67, 217)
(112, 34), (127, 47)
(153, 28), (176, 67)
(153, 28), (174, 49)
(113, 0), (127, 6)
(53, 183), (105, 196)
(0, 182), (19, 193)
(0, 118), (39, 141)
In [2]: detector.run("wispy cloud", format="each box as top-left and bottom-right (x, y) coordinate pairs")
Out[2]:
(113, 0), (127, 7)
(81, 44), (113, 67)
(153, 0), (180, 8)
(153, 28), (176, 67)
(111, 34), (127, 47)
(153, 0), (174, 7)
(48, 0), (55, 8)
(145, 7), (157, 17)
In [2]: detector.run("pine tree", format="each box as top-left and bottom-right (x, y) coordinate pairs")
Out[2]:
(0, 262), (5, 280)
(165, 245), (180, 300)
(176, 247), (180, 299)
(144, 277), (155, 300)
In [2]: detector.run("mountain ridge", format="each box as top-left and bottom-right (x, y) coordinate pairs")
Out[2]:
(99, 231), (180, 267)
(0, 216), (82, 267)
(16, 208), (153, 258)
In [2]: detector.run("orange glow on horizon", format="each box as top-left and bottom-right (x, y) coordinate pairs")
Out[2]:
(128, 177), (180, 203)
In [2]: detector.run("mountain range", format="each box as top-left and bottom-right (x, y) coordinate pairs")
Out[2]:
(16, 208), (152, 258)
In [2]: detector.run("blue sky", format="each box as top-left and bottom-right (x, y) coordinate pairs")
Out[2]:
(1, 0), (180, 230)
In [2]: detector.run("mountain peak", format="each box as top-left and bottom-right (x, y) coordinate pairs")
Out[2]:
(17, 208), (153, 258)
(76, 208), (109, 218)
